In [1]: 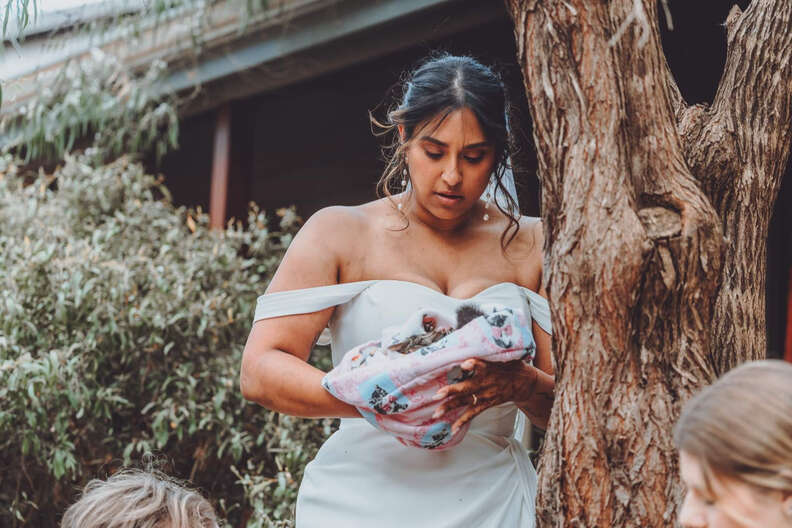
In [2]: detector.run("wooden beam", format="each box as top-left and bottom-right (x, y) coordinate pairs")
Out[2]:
(176, 0), (501, 118)
(209, 104), (231, 230)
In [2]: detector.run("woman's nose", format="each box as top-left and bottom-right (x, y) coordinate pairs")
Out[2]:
(679, 492), (707, 528)
(441, 162), (462, 186)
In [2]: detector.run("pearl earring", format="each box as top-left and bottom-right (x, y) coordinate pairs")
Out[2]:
(398, 165), (408, 212)
(483, 171), (495, 221)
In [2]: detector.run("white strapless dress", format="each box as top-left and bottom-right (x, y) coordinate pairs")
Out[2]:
(254, 280), (552, 528)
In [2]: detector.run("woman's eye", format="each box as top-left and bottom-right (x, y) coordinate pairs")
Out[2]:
(691, 488), (716, 507)
(424, 151), (443, 160)
(464, 155), (484, 163)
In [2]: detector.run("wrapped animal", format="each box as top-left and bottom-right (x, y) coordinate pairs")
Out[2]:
(321, 303), (536, 449)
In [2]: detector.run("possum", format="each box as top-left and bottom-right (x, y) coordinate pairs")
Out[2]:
(386, 303), (517, 385)
(387, 304), (485, 355)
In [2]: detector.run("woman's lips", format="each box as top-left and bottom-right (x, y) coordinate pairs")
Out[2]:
(435, 192), (464, 205)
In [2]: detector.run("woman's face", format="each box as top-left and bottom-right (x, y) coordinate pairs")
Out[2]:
(402, 107), (495, 223)
(679, 450), (792, 528)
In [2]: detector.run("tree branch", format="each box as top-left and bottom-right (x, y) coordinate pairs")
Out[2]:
(682, 0), (792, 197)
(677, 0), (792, 372)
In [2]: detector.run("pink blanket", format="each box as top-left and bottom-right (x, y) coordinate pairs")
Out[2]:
(321, 304), (536, 449)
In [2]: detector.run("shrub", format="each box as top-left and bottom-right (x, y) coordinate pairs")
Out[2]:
(0, 153), (336, 527)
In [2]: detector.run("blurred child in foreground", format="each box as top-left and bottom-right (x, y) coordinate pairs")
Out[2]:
(675, 360), (792, 528)
(61, 467), (219, 528)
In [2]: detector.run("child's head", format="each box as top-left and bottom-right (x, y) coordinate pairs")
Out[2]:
(675, 360), (792, 527)
(61, 468), (219, 528)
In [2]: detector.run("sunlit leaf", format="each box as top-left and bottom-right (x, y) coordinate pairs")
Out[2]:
(0, 152), (315, 527)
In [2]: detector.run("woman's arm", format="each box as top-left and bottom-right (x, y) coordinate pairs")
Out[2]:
(434, 219), (555, 431)
(239, 207), (362, 419)
(514, 316), (554, 429)
(430, 293), (555, 431)
(515, 219), (554, 428)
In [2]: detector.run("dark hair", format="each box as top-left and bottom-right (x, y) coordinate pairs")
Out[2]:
(372, 53), (520, 248)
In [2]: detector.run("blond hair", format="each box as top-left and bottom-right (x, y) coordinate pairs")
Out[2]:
(674, 359), (792, 495)
(60, 468), (219, 528)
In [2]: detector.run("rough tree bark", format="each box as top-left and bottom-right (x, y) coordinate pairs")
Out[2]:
(504, 0), (792, 526)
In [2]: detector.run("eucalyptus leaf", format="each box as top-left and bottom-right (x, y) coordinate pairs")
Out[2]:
(0, 152), (328, 527)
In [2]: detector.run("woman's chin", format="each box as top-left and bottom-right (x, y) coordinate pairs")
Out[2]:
(426, 208), (475, 224)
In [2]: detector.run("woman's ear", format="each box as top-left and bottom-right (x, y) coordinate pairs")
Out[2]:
(398, 124), (406, 143)
(783, 492), (792, 519)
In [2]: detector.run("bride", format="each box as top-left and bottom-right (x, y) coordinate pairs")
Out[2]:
(240, 53), (554, 526)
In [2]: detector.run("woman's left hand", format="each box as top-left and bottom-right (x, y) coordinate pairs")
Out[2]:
(432, 358), (538, 434)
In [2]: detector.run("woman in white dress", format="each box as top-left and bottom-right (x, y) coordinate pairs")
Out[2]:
(240, 54), (554, 527)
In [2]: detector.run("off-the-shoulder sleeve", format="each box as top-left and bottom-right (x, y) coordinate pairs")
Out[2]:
(522, 288), (551, 335)
(253, 280), (378, 322)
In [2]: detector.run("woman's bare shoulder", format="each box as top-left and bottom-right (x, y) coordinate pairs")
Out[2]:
(265, 203), (378, 293)
(505, 215), (544, 290)
(506, 215), (543, 254)
(294, 200), (386, 252)
(306, 202), (378, 231)
(521, 215), (543, 246)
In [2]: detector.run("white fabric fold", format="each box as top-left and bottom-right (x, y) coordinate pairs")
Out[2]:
(254, 280), (552, 336)
(253, 280), (378, 322)
(507, 437), (538, 519)
(522, 287), (551, 335)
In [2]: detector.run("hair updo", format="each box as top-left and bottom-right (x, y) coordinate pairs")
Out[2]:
(372, 53), (520, 247)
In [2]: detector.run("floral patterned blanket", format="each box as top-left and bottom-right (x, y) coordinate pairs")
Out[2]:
(321, 304), (536, 449)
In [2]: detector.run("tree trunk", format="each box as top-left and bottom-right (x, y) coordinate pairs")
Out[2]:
(504, 0), (792, 526)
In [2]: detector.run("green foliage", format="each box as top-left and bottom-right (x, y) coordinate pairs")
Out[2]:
(3, 51), (179, 165)
(1, 0), (275, 161)
(2, 0), (36, 39)
(1, 0), (38, 107)
(0, 153), (336, 527)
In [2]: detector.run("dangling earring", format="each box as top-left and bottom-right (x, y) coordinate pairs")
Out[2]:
(483, 171), (495, 221)
(398, 164), (408, 211)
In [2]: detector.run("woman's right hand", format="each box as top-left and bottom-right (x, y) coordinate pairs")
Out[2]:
(239, 206), (364, 419)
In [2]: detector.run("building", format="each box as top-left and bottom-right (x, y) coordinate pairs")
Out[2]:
(3, 0), (790, 359)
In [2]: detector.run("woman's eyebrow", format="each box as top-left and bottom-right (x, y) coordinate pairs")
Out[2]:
(418, 136), (491, 150)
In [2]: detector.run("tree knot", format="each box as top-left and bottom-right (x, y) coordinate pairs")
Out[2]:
(637, 207), (682, 240)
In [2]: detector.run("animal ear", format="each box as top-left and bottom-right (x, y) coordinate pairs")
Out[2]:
(456, 304), (484, 328)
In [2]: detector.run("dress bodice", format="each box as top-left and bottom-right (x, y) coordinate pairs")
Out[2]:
(254, 279), (551, 437)
(252, 280), (552, 527)
(327, 280), (548, 365)
(254, 279), (550, 365)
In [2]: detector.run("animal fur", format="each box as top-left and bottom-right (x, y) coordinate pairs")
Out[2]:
(388, 304), (485, 355)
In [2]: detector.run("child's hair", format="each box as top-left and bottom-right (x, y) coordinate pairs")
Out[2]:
(674, 359), (792, 495)
(60, 468), (219, 528)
